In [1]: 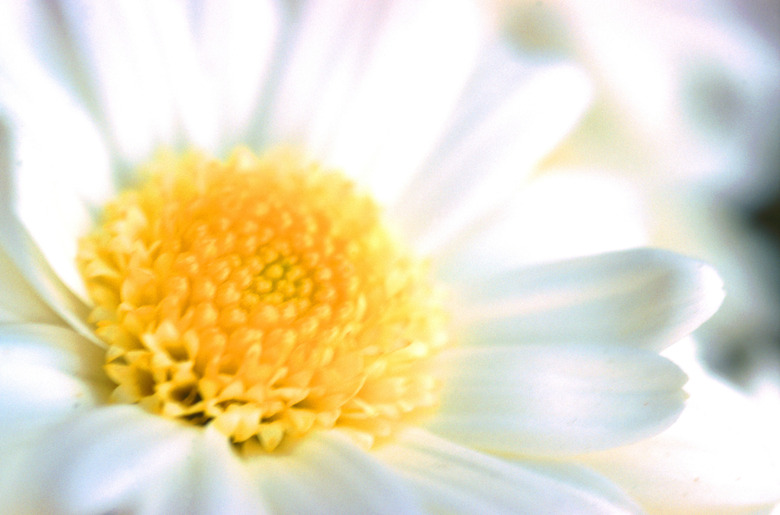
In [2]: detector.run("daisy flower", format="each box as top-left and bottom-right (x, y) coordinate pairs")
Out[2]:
(0, 1), (771, 513)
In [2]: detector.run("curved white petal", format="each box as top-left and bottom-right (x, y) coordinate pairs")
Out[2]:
(0, 67), (112, 294)
(265, 0), (488, 200)
(452, 248), (725, 351)
(56, 0), (220, 162)
(140, 1), (221, 150)
(426, 344), (687, 456)
(0, 66), (110, 338)
(0, 405), (199, 514)
(375, 428), (642, 514)
(246, 430), (421, 515)
(0, 213), (96, 340)
(57, 0), (175, 161)
(0, 363), (95, 442)
(437, 170), (649, 275)
(0, 246), (60, 324)
(0, 4), (61, 91)
(505, 459), (645, 514)
(0, 324), (108, 449)
(190, 0), (281, 150)
(140, 428), (266, 515)
(0, 324), (106, 383)
(392, 45), (593, 255)
(578, 339), (780, 514)
(0, 3), (114, 323)
(0, 1), (95, 115)
(0, 59), (119, 339)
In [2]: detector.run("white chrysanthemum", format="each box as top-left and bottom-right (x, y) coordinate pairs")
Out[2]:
(0, 1), (775, 514)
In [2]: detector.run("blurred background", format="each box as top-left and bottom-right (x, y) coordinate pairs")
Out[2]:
(495, 0), (780, 402)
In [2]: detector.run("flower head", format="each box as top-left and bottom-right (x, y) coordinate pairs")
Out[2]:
(77, 148), (446, 450)
(0, 1), (776, 513)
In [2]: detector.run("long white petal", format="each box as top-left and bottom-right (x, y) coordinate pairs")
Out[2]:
(56, 0), (220, 162)
(0, 324), (107, 383)
(0, 3), (115, 327)
(0, 324), (108, 449)
(190, 0), (281, 149)
(392, 45), (593, 255)
(0, 246), (60, 324)
(140, 0), (221, 150)
(375, 428), (642, 514)
(54, 0), (172, 161)
(140, 428), (266, 515)
(245, 430), (422, 515)
(264, 0), (488, 201)
(577, 339), (780, 514)
(0, 1), (93, 115)
(437, 169), (648, 275)
(426, 344), (687, 456)
(452, 248), (724, 351)
(0, 405), (199, 514)
(0, 69), (113, 299)
(0, 212), (97, 341)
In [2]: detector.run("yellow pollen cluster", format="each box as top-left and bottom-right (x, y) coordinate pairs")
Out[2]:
(77, 148), (447, 451)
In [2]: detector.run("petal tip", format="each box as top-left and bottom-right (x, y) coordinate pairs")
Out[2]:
(691, 258), (726, 323)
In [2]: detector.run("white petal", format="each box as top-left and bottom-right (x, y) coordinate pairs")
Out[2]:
(0, 245), (60, 324)
(0, 69), (113, 296)
(0, 324), (108, 449)
(425, 344), (687, 456)
(0, 1), (95, 112)
(391, 45), (593, 255)
(140, 1), (221, 150)
(375, 428), (642, 514)
(190, 0), (281, 149)
(0, 63), (117, 339)
(0, 324), (106, 384)
(245, 430), (421, 515)
(0, 214), (97, 341)
(0, 66), (111, 338)
(140, 428), (266, 515)
(319, 0), (487, 202)
(0, 364), (95, 444)
(0, 405), (199, 514)
(265, 0), (487, 200)
(0, 5), (114, 314)
(57, 0), (219, 162)
(452, 248), (725, 351)
(437, 170), (649, 274)
(578, 338), (780, 514)
(54, 0), (170, 161)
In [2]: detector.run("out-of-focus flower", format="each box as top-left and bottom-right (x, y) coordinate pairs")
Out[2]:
(0, 1), (776, 514)
(499, 0), (780, 197)
(498, 0), (780, 404)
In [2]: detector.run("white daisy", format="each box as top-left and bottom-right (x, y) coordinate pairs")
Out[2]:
(0, 1), (769, 513)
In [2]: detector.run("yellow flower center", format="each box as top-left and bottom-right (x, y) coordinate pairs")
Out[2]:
(77, 148), (447, 452)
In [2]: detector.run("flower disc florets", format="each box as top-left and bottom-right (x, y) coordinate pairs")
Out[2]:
(77, 148), (447, 451)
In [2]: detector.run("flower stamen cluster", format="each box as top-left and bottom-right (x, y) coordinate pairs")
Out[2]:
(77, 148), (447, 451)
